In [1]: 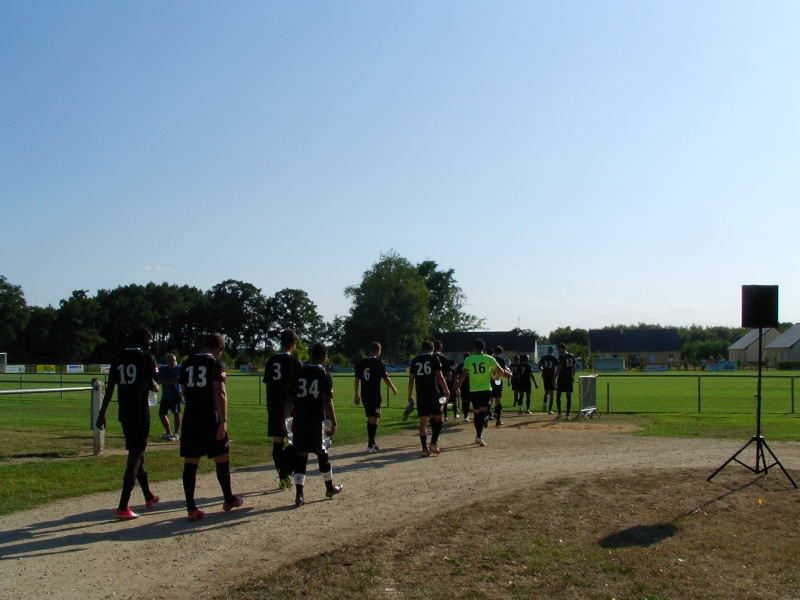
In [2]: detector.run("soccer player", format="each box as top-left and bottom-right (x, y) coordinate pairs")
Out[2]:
(554, 343), (577, 420)
(179, 332), (243, 521)
(264, 329), (303, 490)
(354, 341), (397, 453)
(408, 340), (450, 456)
(284, 342), (343, 506)
(455, 339), (509, 447)
(433, 340), (454, 421)
(509, 355), (521, 409)
(455, 353), (471, 422)
(538, 346), (558, 413)
(158, 353), (182, 441)
(444, 358), (460, 420)
(490, 346), (509, 426)
(95, 327), (160, 520)
(517, 354), (539, 413)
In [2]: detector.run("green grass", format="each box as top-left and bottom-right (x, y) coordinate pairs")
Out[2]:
(1, 370), (799, 516)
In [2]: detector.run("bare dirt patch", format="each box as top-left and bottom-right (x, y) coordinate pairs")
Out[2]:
(1, 416), (798, 600)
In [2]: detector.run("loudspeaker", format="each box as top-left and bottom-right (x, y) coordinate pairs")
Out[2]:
(742, 285), (779, 328)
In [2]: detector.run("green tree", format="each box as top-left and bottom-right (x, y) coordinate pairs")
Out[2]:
(0, 275), (29, 351)
(18, 305), (58, 363)
(344, 250), (431, 363)
(57, 290), (104, 362)
(266, 288), (326, 346)
(417, 260), (485, 334)
(206, 280), (268, 359)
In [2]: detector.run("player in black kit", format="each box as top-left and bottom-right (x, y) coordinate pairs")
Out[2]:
(179, 332), (243, 521)
(554, 343), (577, 420)
(284, 342), (343, 506)
(538, 346), (558, 413)
(96, 327), (160, 520)
(354, 341), (398, 453)
(264, 329), (303, 490)
(517, 354), (539, 413)
(408, 340), (450, 456)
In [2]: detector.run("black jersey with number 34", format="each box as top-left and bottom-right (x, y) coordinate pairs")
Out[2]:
(289, 364), (333, 430)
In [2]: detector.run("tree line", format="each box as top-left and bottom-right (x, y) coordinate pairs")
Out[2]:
(1, 251), (784, 367)
(0, 251), (483, 365)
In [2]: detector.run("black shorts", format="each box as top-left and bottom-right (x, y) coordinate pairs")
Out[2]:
(557, 378), (574, 393)
(267, 397), (287, 438)
(519, 381), (532, 393)
(292, 423), (326, 455)
(158, 397), (182, 416)
(542, 375), (556, 391)
(362, 396), (382, 418)
(121, 420), (150, 452)
(180, 416), (230, 459)
(416, 393), (443, 417)
(490, 381), (503, 399)
(510, 378), (520, 392)
(470, 390), (492, 411)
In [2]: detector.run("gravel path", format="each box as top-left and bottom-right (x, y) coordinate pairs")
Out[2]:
(2, 417), (798, 600)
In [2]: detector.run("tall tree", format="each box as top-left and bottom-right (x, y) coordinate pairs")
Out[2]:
(344, 250), (431, 363)
(417, 260), (485, 334)
(206, 280), (267, 358)
(0, 275), (29, 351)
(266, 288), (325, 345)
(20, 305), (59, 363)
(57, 290), (104, 362)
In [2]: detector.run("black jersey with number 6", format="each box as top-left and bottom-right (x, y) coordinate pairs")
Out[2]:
(355, 356), (387, 402)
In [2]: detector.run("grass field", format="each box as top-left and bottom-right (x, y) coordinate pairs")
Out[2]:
(1, 371), (799, 516)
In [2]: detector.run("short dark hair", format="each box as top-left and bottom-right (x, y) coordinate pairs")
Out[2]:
(433, 340), (443, 352)
(421, 340), (434, 352)
(280, 329), (298, 349)
(131, 327), (152, 346)
(203, 332), (225, 351)
(494, 346), (504, 354)
(369, 341), (382, 353)
(557, 343), (566, 350)
(473, 338), (485, 352)
(310, 342), (327, 363)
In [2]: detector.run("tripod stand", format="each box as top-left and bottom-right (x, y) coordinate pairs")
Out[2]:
(708, 327), (797, 488)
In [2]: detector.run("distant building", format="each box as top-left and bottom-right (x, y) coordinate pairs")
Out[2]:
(765, 324), (800, 365)
(727, 328), (780, 366)
(436, 331), (537, 363)
(588, 328), (681, 367)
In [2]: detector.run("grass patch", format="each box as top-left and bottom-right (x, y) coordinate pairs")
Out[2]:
(1, 372), (799, 515)
(218, 468), (800, 600)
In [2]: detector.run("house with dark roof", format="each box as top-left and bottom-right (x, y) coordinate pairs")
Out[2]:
(436, 331), (537, 363)
(588, 328), (681, 367)
(728, 328), (780, 366)
(765, 324), (800, 365)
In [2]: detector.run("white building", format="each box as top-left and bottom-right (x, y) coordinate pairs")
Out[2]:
(727, 328), (780, 366)
(765, 324), (800, 366)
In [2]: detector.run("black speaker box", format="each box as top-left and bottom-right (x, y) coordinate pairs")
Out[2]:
(742, 285), (779, 328)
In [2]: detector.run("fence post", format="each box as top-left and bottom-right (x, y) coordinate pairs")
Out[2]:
(92, 378), (105, 455)
(697, 376), (702, 413)
(792, 376), (795, 415)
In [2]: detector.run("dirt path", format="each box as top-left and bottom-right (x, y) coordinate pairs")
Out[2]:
(2, 417), (799, 600)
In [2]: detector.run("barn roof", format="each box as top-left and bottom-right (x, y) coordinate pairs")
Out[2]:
(437, 331), (537, 353)
(765, 324), (800, 350)
(728, 328), (775, 351)
(588, 328), (680, 353)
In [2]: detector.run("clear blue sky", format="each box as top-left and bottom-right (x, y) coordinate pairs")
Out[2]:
(2, 1), (799, 336)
